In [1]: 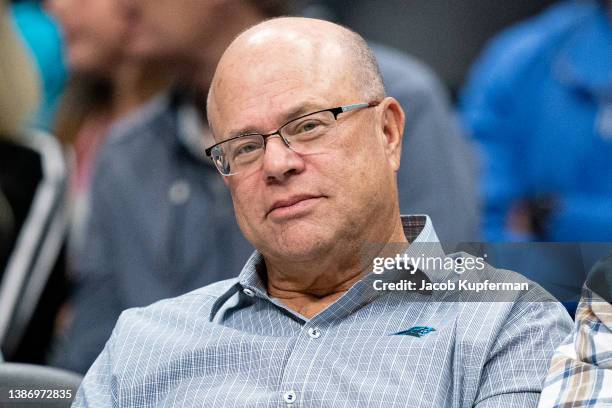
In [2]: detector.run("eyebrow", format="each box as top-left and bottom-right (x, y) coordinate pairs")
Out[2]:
(226, 102), (326, 139)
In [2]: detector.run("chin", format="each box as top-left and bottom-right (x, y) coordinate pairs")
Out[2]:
(266, 221), (336, 261)
(272, 241), (329, 263)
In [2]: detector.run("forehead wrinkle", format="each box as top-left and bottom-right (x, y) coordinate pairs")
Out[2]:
(220, 78), (303, 125)
(211, 22), (361, 140)
(216, 68), (325, 134)
(226, 96), (330, 139)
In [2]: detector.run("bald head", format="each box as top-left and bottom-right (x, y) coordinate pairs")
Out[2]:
(204, 16), (407, 269)
(207, 17), (385, 133)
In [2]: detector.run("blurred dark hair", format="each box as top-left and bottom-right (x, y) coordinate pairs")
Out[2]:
(249, 0), (295, 17)
(53, 74), (113, 146)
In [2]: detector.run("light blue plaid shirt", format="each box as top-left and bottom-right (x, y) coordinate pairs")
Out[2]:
(73, 216), (572, 407)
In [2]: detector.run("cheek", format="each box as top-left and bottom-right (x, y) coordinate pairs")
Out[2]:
(332, 132), (389, 201)
(334, 130), (376, 175)
(228, 177), (265, 234)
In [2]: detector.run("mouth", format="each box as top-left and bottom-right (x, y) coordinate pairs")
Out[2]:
(267, 195), (324, 219)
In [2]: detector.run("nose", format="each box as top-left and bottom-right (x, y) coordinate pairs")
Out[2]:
(261, 136), (305, 183)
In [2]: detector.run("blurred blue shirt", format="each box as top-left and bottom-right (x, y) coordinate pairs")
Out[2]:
(12, 1), (67, 130)
(460, 0), (612, 241)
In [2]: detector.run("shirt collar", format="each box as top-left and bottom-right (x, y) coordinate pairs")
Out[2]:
(106, 91), (170, 143)
(210, 215), (447, 322)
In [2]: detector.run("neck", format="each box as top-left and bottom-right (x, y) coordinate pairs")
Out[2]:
(111, 62), (174, 118)
(266, 212), (408, 319)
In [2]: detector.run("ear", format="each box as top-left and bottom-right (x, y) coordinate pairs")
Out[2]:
(378, 97), (405, 172)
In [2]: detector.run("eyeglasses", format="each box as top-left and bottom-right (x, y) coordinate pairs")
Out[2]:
(205, 101), (380, 176)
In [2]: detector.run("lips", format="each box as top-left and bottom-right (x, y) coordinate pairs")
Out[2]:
(267, 195), (323, 217)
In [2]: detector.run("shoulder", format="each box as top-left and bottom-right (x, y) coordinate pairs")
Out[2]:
(91, 93), (176, 185)
(101, 93), (174, 153)
(105, 278), (239, 359)
(115, 278), (239, 328)
(444, 253), (572, 370)
(75, 279), (239, 397)
(451, 251), (562, 297)
(370, 42), (449, 106)
(445, 251), (572, 327)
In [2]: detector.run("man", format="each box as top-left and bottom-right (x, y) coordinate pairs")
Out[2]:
(73, 18), (571, 407)
(56, 0), (478, 373)
(538, 254), (612, 407)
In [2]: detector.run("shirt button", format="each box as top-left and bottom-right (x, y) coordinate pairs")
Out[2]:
(283, 390), (297, 404)
(243, 288), (255, 297)
(308, 327), (321, 339)
(168, 180), (190, 205)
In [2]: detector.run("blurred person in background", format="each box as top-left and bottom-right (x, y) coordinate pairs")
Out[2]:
(0, 0), (40, 138)
(0, 0), (41, 275)
(460, 0), (612, 242)
(459, 0), (612, 318)
(45, 0), (171, 368)
(1, 0), (68, 365)
(55, 0), (479, 374)
(538, 254), (612, 407)
(46, 0), (171, 256)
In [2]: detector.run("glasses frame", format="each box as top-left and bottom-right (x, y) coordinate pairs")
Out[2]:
(205, 101), (380, 175)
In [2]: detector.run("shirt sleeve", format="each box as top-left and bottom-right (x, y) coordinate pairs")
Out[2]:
(474, 300), (573, 407)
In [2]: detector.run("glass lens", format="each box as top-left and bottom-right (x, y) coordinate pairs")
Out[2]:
(212, 134), (265, 175)
(281, 110), (336, 152)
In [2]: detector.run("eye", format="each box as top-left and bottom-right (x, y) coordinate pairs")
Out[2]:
(296, 120), (322, 133)
(235, 143), (260, 155)
(231, 140), (263, 162)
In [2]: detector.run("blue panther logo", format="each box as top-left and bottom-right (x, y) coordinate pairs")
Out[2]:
(391, 326), (436, 338)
